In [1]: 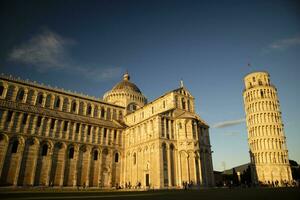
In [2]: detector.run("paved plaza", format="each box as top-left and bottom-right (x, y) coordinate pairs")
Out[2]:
(0, 187), (299, 200)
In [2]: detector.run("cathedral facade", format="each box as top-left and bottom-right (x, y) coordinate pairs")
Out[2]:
(0, 72), (214, 188)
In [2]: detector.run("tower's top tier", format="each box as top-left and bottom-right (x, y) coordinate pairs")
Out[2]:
(244, 71), (270, 90)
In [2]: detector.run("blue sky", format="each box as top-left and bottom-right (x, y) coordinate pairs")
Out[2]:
(1, 0), (299, 171)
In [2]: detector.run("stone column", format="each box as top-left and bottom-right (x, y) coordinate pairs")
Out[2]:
(168, 120), (172, 139)
(164, 118), (167, 138)
(49, 95), (55, 109)
(59, 97), (63, 111)
(83, 103), (87, 116)
(24, 139), (40, 186)
(16, 113), (24, 133)
(37, 117), (45, 136)
(115, 131), (119, 145)
(178, 152), (183, 186)
(85, 146), (91, 186)
(12, 139), (25, 186)
(23, 115), (30, 134)
(0, 134), (9, 179)
(75, 100), (79, 114)
(119, 131), (123, 146)
(31, 90), (38, 105)
(159, 145), (164, 187)
(173, 149), (179, 186)
(194, 123), (198, 140)
(45, 144), (54, 186)
(72, 123), (77, 141)
(0, 110), (8, 130)
(97, 149), (103, 187)
(50, 119), (57, 138)
(90, 126), (94, 143)
(167, 146), (172, 187)
(44, 118), (51, 137)
(0, 84), (8, 99)
(197, 156), (203, 185)
(58, 121), (64, 139)
(65, 122), (70, 140)
(83, 125), (87, 143)
(11, 86), (19, 101)
(94, 127), (99, 144)
(90, 105), (94, 118)
(7, 112), (16, 132)
(191, 154), (197, 183)
(41, 93), (47, 107)
(96, 106), (101, 118)
(77, 124), (82, 142)
(66, 99), (71, 112)
(22, 89), (28, 104)
(72, 146), (79, 187)
(31, 115), (38, 135)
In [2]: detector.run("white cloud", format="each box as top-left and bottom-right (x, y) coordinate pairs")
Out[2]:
(76, 66), (123, 81)
(8, 29), (121, 81)
(223, 132), (240, 136)
(263, 35), (300, 53)
(213, 118), (245, 128)
(9, 29), (73, 72)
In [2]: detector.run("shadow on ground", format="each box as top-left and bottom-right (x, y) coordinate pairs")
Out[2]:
(0, 187), (299, 200)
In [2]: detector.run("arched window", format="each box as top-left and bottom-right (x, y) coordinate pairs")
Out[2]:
(0, 85), (4, 96)
(101, 107), (105, 118)
(6, 111), (13, 122)
(103, 128), (107, 138)
(112, 109), (117, 119)
(17, 89), (24, 101)
(87, 125), (91, 135)
(258, 79), (262, 85)
(114, 130), (117, 139)
(76, 123), (80, 133)
(87, 105), (92, 115)
(127, 103), (137, 112)
(41, 144), (48, 156)
(72, 101), (77, 112)
(260, 90), (264, 98)
(37, 116), (42, 127)
(22, 114), (28, 124)
(181, 98), (186, 109)
(93, 150), (98, 160)
(178, 122), (182, 129)
(37, 93), (43, 105)
(69, 147), (74, 159)
(133, 153), (136, 165)
(115, 152), (119, 163)
(11, 140), (19, 153)
(50, 119), (56, 129)
(119, 111), (123, 120)
(55, 97), (60, 108)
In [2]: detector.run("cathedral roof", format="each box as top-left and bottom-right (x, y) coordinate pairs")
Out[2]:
(175, 110), (209, 126)
(111, 72), (142, 94)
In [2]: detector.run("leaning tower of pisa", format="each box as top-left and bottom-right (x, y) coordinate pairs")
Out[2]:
(243, 71), (292, 185)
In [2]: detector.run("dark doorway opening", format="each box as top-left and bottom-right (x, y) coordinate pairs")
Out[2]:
(145, 174), (150, 187)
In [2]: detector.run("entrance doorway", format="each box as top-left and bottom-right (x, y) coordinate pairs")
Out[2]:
(145, 174), (150, 186)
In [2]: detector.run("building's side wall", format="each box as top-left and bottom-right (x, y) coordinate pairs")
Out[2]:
(0, 78), (124, 187)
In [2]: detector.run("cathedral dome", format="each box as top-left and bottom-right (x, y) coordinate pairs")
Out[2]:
(111, 73), (142, 94)
(103, 72), (147, 111)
